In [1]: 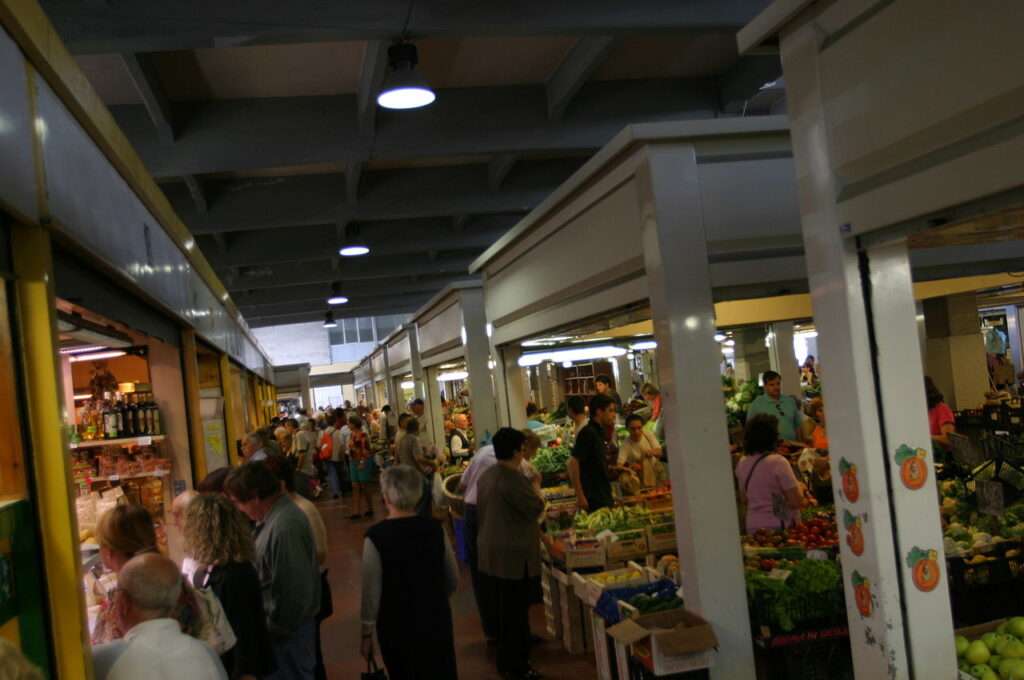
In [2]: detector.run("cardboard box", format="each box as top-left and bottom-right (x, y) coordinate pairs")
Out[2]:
(608, 608), (718, 676)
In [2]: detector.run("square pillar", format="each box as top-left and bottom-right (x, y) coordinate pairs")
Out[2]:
(492, 343), (528, 429)
(732, 326), (771, 383)
(768, 321), (802, 398)
(923, 294), (989, 410)
(407, 325), (427, 402)
(381, 350), (396, 409)
(781, 17), (955, 676)
(422, 364), (446, 452)
(461, 287), (499, 444)
(614, 354), (635, 400)
(639, 143), (755, 680)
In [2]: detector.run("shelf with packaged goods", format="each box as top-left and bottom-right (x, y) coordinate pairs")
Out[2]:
(83, 470), (170, 483)
(69, 435), (165, 449)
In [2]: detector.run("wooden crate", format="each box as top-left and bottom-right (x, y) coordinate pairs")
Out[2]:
(646, 522), (678, 553)
(541, 563), (563, 640)
(604, 530), (649, 563)
(552, 567), (587, 654)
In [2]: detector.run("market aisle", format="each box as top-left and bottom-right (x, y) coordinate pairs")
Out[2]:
(317, 495), (599, 679)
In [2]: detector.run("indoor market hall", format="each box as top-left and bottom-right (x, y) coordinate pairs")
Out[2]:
(0, 1), (1022, 680)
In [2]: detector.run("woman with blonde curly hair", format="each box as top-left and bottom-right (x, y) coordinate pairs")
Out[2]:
(186, 493), (274, 680)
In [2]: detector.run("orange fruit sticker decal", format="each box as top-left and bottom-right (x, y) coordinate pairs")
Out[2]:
(839, 458), (859, 503)
(843, 510), (865, 556)
(852, 571), (872, 617)
(895, 445), (928, 490)
(906, 546), (941, 592)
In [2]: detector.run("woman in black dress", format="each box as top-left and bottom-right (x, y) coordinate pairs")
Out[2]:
(360, 465), (458, 679)
(185, 493), (275, 679)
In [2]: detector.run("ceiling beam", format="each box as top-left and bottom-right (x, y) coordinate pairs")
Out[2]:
(166, 161), (577, 234)
(546, 36), (615, 120)
(119, 51), (174, 143)
(357, 40), (389, 139)
(232, 275), (470, 307)
(109, 79), (718, 178)
(45, 0), (773, 54)
(345, 159), (364, 204)
(240, 294), (434, 318)
(204, 220), (513, 269)
(488, 154), (519, 191)
(225, 254), (478, 291)
(181, 175), (207, 214)
(247, 301), (427, 328)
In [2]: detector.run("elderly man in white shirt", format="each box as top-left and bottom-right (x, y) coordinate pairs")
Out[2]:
(92, 553), (227, 680)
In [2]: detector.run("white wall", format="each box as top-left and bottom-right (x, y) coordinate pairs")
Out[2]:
(252, 321), (332, 366)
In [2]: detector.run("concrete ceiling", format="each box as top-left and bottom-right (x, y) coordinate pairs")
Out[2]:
(41, 0), (783, 327)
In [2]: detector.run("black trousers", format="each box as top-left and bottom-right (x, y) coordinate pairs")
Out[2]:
(464, 504), (498, 638)
(492, 573), (531, 675)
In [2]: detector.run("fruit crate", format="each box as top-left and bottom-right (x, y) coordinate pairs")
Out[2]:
(552, 567), (589, 654)
(646, 522), (677, 553)
(948, 542), (1024, 627)
(604, 529), (649, 563)
(541, 563), (563, 640)
(573, 567), (651, 607)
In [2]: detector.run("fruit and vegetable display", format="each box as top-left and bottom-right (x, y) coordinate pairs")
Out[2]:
(941, 479), (1024, 559)
(587, 567), (646, 586)
(955, 617), (1024, 679)
(623, 591), (684, 616)
(743, 513), (839, 552)
(745, 558), (845, 634)
(574, 505), (665, 533)
(726, 379), (761, 426)
(532, 445), (572, 475)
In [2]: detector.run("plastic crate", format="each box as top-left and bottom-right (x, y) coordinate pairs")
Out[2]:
(948, 542), (1024, 626)
(754, 631), (853, 680)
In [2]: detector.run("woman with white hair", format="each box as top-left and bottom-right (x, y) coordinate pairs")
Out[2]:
(360, 465), (458, 679)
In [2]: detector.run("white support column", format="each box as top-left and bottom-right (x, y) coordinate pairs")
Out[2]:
(614, 354), (634, 400)
(494, 344), (528, 429)
(768, 321), (801, 398)
(537, 363), (556, 411)
(407, 325), (427, 401)
(461, 288), (499, 444)
(381, 351), (396, 409)
(423, 364), (445, 451)
(298, 365), (312, 411)
(781, 20), (954, 676)
(639, 143), (754, 680)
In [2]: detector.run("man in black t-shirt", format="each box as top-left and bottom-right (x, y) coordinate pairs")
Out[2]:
(570, 394), (617, 511)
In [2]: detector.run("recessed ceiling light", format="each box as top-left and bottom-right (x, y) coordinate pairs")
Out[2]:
(339, 245), (370, 257)
(377, 42), (436, 110)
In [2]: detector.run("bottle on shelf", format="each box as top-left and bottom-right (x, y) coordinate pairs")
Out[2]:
(127, 392), (140, 436)
(114, 392), (126, 437)
(102, 392), (118, 439)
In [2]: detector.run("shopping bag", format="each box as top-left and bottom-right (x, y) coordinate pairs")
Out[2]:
(361, 656), (388, 680)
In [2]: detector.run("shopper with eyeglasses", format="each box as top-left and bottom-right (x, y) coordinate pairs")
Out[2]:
(745, 370), (811, 449)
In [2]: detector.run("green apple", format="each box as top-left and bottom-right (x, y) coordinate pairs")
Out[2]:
(987, 633), (1002, 651)
(1010, 619), (1024, 639)
(957, 635), (972, 656)
(1005, 641), (1024, 659)
(998, 637), (1013, 655)
(969, 641), (993, 665)
(992, 656), (1005, 669)
(999, 623), (1010, 635)
(1002, 658), (1024, 679)
(984, 671), (1001, 680)
(1009, 664), (1024, 680)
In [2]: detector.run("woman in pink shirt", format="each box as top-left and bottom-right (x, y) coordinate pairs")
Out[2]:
(735, 414), (804, 533)
(925, 376), (956, 451)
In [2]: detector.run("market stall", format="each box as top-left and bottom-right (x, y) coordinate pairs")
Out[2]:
(354, 358), (372, 408)
(739, 2), (1024, 677)
(0, 2), (274, 674)
(472, 117), (804, 679)
(410, 281), (499, 455)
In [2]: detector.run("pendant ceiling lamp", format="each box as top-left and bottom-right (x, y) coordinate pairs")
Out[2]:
(377, 42), (435, 110)
(327, 283), (349, 305)
(323, 311), (338, 329)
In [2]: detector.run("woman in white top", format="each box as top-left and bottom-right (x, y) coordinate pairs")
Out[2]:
(617, 414), (665, 487)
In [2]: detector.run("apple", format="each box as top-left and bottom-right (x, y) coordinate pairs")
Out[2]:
(968, 641), (993, 665)
(1010, 664), (1024, 680)
(1001, 658), (1024, 679)
(1011, 618), (1024, 639)
(992, 655), (1004, 669)
(998, 637), (1014, 656)
(957, 635), (972, 656)
(987, 634), (1002, 652)
(999, 623), (1010, 635)
(1004, 640), (1024, 660)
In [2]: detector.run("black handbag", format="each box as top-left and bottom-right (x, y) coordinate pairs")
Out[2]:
(362, 656), (387, 680)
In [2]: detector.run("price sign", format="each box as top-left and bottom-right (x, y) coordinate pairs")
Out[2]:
(138, 436), (152, 446)
(107, 475), (120, 482)
(807, 550), (829, 561)
(977, 480), (1005, 517)
(767, 568), (792, 582)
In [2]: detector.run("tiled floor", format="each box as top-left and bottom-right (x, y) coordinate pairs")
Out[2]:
(318, 494), (599, 679)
